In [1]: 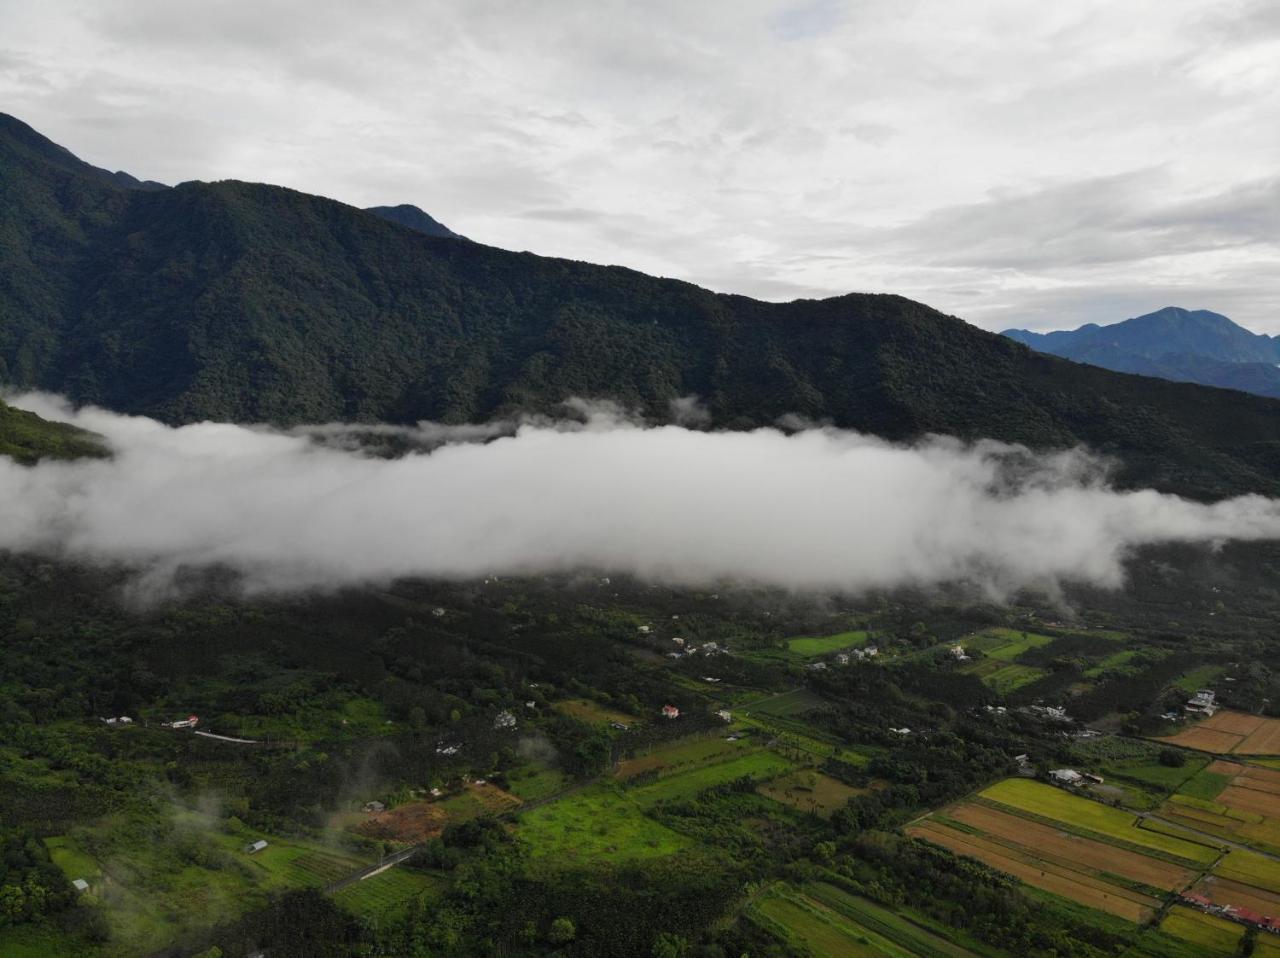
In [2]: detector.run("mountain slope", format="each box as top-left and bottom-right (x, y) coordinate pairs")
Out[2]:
(1003, 307), (1280, 398)
(1, 113), (1279, 500)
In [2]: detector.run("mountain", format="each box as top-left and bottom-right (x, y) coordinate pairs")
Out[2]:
(1, 113), (1279, 501)
(365, 204), (460, 238)
(1003, 307), (1280, 398)
(0, 398), (106, 463)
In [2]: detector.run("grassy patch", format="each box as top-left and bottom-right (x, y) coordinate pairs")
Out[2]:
(1158, 906), (1242, 956)
(332, 867), (441, 919)
(741, 688), (826, 717)
(628, 750), (793, 807)
(1178, 770), (1232, 801)
(1215, 849), (1280, 894)
(758, 770), (866, 818)
(516, 783), (690, 865)
(552, 698), (638, 727)
(786, 631), (869, 657)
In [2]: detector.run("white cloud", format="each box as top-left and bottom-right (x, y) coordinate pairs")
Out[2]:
(0, 0), (1277, 332)
(4, 393), (1279, 600)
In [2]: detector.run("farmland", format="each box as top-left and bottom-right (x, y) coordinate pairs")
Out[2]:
(906, 777), (1224, 924)
(749, 882), (985, 958)
(332, 867), (440, 918)
(1155, 760), (1280, 855)
(953, 628), (1055, 693)
(977, 779), (1219, 864)
(1158, 710), (1280, 756)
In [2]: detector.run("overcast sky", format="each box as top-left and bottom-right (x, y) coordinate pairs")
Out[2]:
(3, 0), (1278, 332)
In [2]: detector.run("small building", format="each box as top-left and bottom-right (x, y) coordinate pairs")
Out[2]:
(715, 710), (732, 723)
(610, 721), (630, 731)
(702, 676), (721, 683)
(1082, 773), (1105, 785)
(889, 727), (911, 735)
(167, 715), (200, 729)
(835, 653), (850, 666)
(435, 743), (460, 756)
(1014, 753), (1030, 767)
(806, 661), (828, 671)
(362, 801), (386, 813)
(949, 645), (970, 662)
(661, 705), (680, 719)
(245, 840), (269, 854)
(1049, 769), (1083, 785)
(71, 878), (90, 893)
(431, 607), (446, 617)
(493, 710), (517, 730)
(637, 625), (652, 634)
(1185, 689), (1218, 716)
(671, 637), (685, 646)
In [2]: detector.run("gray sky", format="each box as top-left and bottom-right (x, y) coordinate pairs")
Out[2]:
(3, 0), (1278, 332)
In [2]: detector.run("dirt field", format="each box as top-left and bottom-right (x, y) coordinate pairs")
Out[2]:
(354, 801), (448, 842)
(944, 803), (1194, 891)
(1161, 726), (1247, 754)
(468, 781), (523, 814)
(1195, 875), (1280, 915)
(1239, 721), (1280, 755)
(906, 822), (1158, 922)
(1238, 766), (1280, 795)
(1159, 711), (1280, 756)
(1218, 784), (1280, 819)
(1207, 713), (1265, 736)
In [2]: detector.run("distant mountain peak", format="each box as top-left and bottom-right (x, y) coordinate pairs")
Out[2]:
(364, 204), (460, 239)
(1001, 307), (1280, 399)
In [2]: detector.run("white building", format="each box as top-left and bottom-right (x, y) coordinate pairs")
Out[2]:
(1049, 769), (1083, 785)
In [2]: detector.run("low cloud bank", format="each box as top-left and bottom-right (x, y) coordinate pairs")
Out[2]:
(4, 393), (1280, 598)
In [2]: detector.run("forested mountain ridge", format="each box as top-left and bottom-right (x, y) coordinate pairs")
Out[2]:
(1003, 307), (1280, 398)
(2, 113), (1279, 500)
(0, 397), (106, 463)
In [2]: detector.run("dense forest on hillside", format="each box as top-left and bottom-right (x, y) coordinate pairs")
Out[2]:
(2, 113), (1279, 501)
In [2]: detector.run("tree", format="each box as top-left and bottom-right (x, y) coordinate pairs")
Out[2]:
(1158, 747), (1186, 768)
(548, 916), (576, 945)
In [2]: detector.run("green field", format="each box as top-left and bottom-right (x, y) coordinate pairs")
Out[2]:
(979, 779), (1219, 864)
(955, 629), (1057, 693)
(751, 882), (982, 958)
(786, 631), (869, 657)
(504, 763), (570, 802)
(1215, 849), (1280, 893)
(1173, 665), (1227, 694)
(332, 867), (441, 918)
(960, 659), (1046, 694)
(1158, 906), (1242, 956)
(516, 783), (691, 865)
(1084, 649), (1138, 677)
(742, 688), (827, 717)
(628, 749), (793, 807)
(1177, 769), (1232, 801)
